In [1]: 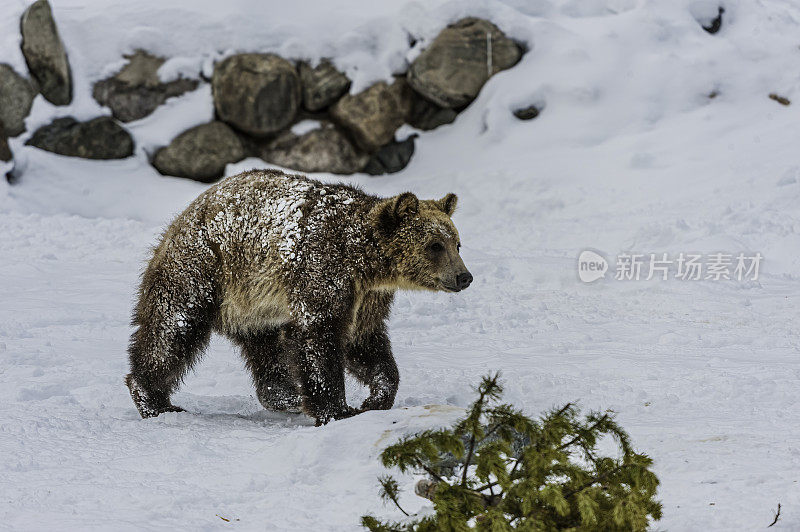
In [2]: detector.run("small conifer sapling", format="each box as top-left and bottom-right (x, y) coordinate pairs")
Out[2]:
(362, 373), (662, 531)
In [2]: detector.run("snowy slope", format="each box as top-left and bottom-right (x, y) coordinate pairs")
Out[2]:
(2, 0), (800, 530)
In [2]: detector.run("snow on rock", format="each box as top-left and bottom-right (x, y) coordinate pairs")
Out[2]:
(290, 119), (322, 136)
(2, 0), (800, 530)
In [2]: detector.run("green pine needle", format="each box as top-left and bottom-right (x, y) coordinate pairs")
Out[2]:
(363, 374), (662, 531)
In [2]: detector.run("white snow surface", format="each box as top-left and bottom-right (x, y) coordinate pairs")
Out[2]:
(2, 0), (800, 529)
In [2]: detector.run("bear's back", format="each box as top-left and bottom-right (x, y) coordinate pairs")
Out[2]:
(179, 170), (376, 335)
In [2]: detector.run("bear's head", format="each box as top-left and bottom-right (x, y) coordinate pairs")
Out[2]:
(373, 192), (472, 292)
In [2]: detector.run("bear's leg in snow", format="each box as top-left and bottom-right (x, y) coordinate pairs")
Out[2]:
(125, 274), (216, 418)
(345, 325), (399, 411)
(283, 318), (355, 425)
(233, 328), (303, 413)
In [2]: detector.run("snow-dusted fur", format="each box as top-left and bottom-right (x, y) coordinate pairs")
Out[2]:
(126, 169), (470, 424)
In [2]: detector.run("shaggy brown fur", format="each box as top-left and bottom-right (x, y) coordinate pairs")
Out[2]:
(126, 169), (471, 424)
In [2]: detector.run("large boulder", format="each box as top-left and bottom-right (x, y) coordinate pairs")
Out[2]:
(260, 121), (368, 175)
(152, 121), (244, 182)
(0, 123), (12, 162)
(20, 0), (72, 105)
(330, 80), (411, 152)
(93, 51), (199, 122)
(26, 117), (133, 159)
(298, 60), (351, 112)
(212, 54), (300, 137)
(363, 136), (415, 175)
(406, 91), (457, 131)
(407, 18), (522, 108)
(0, 65), (37, 137)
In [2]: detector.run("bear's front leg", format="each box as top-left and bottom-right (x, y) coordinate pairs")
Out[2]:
(346, 325), (399, 411)
(284, 320), (357, 425)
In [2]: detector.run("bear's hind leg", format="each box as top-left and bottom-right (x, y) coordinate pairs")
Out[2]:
(235, 328), (302, 413)
(126, 273), (216, 418)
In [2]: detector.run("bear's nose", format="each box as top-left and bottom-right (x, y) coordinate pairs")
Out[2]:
(456, 272), (473, 290)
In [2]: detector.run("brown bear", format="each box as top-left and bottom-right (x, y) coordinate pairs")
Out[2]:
(125, 169), (472, 425)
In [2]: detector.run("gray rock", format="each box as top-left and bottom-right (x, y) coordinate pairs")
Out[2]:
(152, 121), (244, 182)
(329, 80), (411, 152)
(260, 121), (368, 175)
(93, 51), (199, 122)
(212, 54), (300, 137)
(20, 0), (72, 105)
(299, 60), (351, 112)
(407, 92), (457, 131)
(513, 105), (540, 120)
(26, 117), (133, 159)
(0, 123), (12, 162)
(363, 135), (415, 175)
(0, 64), (37, 137)
(408, 18), (522, 108)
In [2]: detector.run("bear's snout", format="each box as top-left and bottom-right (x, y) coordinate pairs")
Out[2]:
(456, 271), (473, 290)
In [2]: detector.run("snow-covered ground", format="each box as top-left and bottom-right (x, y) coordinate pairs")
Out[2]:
(2, 0), (800, 529)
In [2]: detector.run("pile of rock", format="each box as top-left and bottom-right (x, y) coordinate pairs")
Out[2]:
(1, 0), (140, 168)
(2, 2), (529, 182)
(158, 16), (523, 180)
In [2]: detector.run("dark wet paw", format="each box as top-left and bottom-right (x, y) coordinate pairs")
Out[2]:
(258, 392), (304, 414)
(314, 405), (361, 426)
(126, 374), (183, 419)
(360, 395), (394, 411)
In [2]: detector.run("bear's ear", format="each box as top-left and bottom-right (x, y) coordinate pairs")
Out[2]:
(394, 192), (419, 219)
(375, 192), (419, 235)
(436, 193), (458, 216)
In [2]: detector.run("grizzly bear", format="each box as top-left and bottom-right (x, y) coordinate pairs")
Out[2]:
(125, 169), (472, 425)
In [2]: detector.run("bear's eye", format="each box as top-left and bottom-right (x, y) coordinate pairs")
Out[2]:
(429, 242), (445, 253)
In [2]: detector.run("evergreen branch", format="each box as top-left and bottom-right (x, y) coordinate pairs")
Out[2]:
(378, 476), (410, 517)
(387, 494), (410, 517)
(557, 413), (612, 451)
(461, 431), (478, 487)
(413, 458), (446, 484)
(364, 374), (661, 530)
(474, 456), (519, 493)
(553, 402), (575, 417)
(476, 421), (502, 445)
(561, 463), (626, 499)
(768, 502), (781, 527)
(460, 375), (498, 486)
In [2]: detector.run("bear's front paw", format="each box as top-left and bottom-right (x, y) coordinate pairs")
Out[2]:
(314, 405), (361, 426)
(360, 395), (394, 411)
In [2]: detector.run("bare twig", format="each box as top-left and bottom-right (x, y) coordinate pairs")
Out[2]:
(769, 94), (790, 106)
(415, 479), (501, 508)
(387, 492), (410, 517)
(768, 503), (781, 527)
